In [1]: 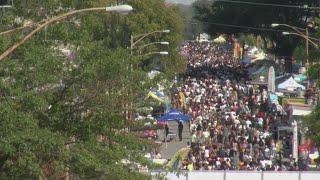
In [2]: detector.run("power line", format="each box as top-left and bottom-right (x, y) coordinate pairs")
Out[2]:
(215, 0), (320, 10)
(190, 21), (283, 32)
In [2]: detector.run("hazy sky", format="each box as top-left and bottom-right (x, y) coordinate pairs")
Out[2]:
(166, 0), (196, 5)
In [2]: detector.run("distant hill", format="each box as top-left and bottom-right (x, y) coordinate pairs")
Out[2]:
(165, 0), (196, 5)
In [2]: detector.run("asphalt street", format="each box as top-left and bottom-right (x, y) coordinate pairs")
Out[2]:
(158, 121), (191, 159)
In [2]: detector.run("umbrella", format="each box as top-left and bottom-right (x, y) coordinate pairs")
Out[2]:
(157, 109), (191, 122)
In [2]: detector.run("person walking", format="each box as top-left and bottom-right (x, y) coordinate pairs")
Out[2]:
(164, 123), (169, 142)
(178, 121), (184, 141)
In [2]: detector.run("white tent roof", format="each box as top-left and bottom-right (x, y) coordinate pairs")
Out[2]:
(277, 77), (305, 91)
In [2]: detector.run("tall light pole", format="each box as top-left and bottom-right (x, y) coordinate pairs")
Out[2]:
(0, 5), (133, 61)
(282, 32), (318, 49)
(271, 23), (311, 67)
(138, 41), (169, 50)
(281, 31), (320, 102)
(127, 30), (169, 121)
(130, 29), (170, 55)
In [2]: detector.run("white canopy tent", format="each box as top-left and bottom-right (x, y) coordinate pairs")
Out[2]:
(277, 77), (305, 91)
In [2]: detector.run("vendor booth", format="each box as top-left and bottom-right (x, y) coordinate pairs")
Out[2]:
(278, 77), (305, 91)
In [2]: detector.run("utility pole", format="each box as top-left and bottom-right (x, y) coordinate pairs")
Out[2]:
(306, 27), (309, 67)
(0, 5), (133, 61)
(130, 34), (134, 55)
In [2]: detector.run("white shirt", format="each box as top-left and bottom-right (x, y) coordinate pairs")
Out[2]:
(203, 131), (210, 138)
(205, 149), (210, 158)
(246, 120), (252, 128)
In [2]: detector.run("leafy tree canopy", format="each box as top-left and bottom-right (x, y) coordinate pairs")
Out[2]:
(193, 0), (319, 56)
(0, 0), (185, 179)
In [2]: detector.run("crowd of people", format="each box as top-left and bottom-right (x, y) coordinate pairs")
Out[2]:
(180, 41), (238, 69)
(173, 41), (303, 171)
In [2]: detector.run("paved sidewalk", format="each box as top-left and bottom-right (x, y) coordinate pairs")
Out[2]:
(158, 121), (190, 159)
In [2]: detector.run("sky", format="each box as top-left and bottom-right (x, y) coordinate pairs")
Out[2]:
(166, 0), (196, 5)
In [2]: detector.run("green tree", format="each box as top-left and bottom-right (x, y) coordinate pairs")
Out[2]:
(303, 105), (320, 148)
(303, 17), (320, 150)
(193, 0), (319, 57)
(0, 0), (184, 179)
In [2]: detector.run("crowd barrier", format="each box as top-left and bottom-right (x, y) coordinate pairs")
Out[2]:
(150, 171), (320, 180)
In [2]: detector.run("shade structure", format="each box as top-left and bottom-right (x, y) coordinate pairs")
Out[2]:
(278, 76), (305, 91)
(157, 109), (191, 122)
(213, 35), (226, 43)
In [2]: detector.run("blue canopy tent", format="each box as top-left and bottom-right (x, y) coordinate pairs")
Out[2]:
(157, 109), (191, 122)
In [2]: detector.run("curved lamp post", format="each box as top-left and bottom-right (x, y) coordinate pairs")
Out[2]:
(0, 5), (133, 61)
(0, 22), (43, 36)
(137, 41), (169, 53)
(130, 29), (170, 55)
(142, 51), (169, 56)
(271, 23), (305, 35)
(272, 23), (312, 67)
(282, 32), (318, 49)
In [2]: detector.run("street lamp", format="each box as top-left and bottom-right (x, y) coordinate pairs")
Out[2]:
(281, 32), (290, 35)
(282, 33), (320, 43)
(0, 0), (12, 8)
(142, 51), (169, 56)
(271, 23), (310, 67)
(271, 23), (305, 34)
(127, 30), (169, 121)
(158, 51), (169, 55)
(137, 41), (169, 53)
(0, 5), (133, 61)
(105, 5), (133, 13)
(130, 29), (170, 54)
(159, 41), (170, 45)
(282, 31), (319, 49)
(162, 30), (170, 33)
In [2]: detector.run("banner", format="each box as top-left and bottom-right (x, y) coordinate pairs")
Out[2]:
(293, 120), (298, 160)
(268, 66), (275, 92)
(233, 42), (241, 59)
(179, 91), (186, 109)
(147, 88), (171, 112)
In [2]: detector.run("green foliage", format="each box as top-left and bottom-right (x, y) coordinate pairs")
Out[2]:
(303, 105), (320, 148)
(0, 0), (184, 179)
(237, 33), (274, 51)
(127, 0), (186, 75)
(0, 104), (67, 178)
(308, 64), (320, 80)
(293, 45), (306, 64)
(238, 33), (254, 47)
(129, 119), (162, 131)
(308, 17), (320, 65)
(193, 0), (319, 56)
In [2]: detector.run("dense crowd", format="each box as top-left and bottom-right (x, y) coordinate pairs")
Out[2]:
(174, 41), (301, 171)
